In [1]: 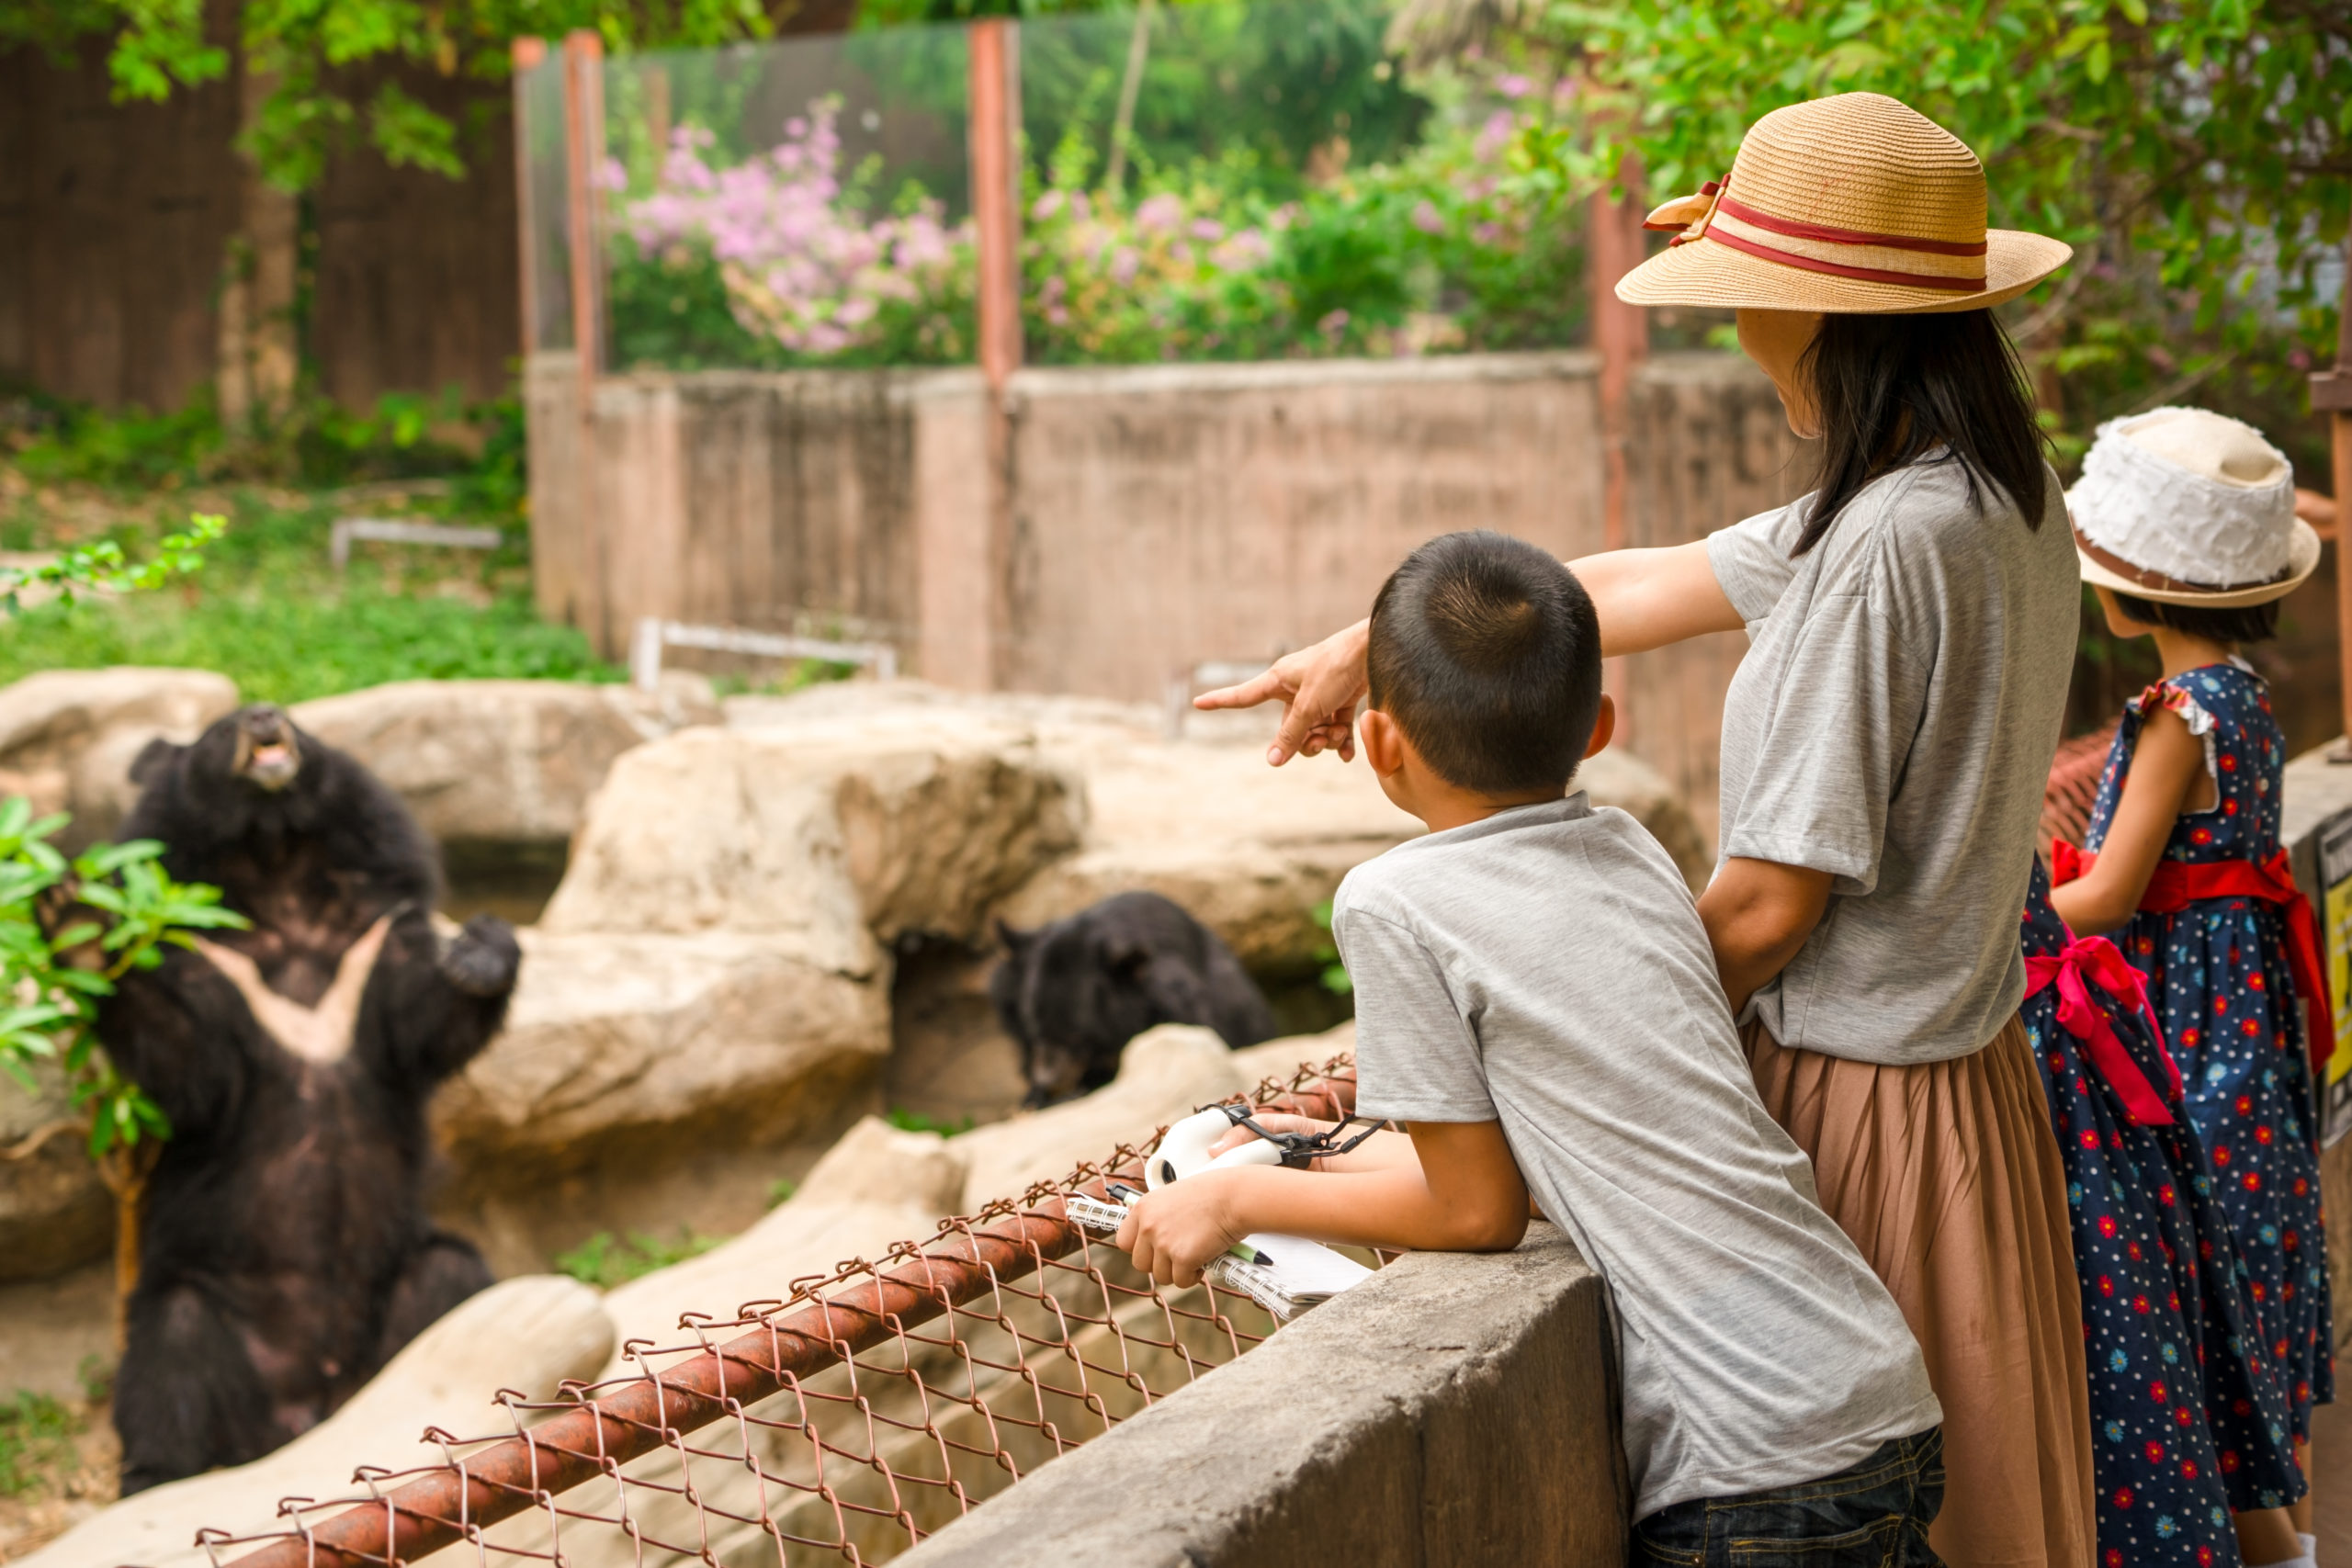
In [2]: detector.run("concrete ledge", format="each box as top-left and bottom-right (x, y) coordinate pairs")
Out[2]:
(894, 1224), (1625, 1568)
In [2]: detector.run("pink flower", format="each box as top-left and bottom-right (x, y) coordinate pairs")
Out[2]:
(1496, 73), (1532, 99)
(1190, 218), (1226, 242)
(1033, 190), (1067, 221)
(1135, 193), (1183, 234)
(1475, 110), (1515, 163)
(1411, 200), (1444, 235)
(1318, 308), (1350, 338)
(1112, 246), (1140, 286)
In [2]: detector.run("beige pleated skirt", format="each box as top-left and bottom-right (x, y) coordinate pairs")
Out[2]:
(1745, 1016), (2095, 1568)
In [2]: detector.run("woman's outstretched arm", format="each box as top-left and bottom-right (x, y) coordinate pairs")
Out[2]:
(1194, 540), (1743, 765)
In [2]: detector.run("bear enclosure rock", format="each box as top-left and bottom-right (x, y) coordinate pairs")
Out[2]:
(0, 1058), (112, 1280)
(434, 711), (1086, 1193)
(290, 676), (718, 854)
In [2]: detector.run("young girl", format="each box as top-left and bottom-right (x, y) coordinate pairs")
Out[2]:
(2021, 858), (2305, 1566)
(2050, 406), (2335, 1567)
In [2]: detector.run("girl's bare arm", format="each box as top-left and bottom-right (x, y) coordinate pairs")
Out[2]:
(2048, 705), (2207, 936)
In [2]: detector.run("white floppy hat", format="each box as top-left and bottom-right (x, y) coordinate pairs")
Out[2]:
(2067, 407), (2317, 608)
(1614, 93), (2072, 315)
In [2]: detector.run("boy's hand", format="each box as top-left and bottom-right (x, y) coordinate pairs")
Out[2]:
(1114, 1170), (1248, 1289)
(1205, 1112), (1331, 1162)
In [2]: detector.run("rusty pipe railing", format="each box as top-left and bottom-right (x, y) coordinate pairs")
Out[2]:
(220, 1072), (1357, 1568)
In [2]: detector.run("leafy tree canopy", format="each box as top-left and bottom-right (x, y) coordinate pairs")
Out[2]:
(0, 0), (774, 190)
(1526, 0), (2349, 434)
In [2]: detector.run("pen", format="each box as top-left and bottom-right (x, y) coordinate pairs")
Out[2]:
(1106, 1182), (1270, 1267)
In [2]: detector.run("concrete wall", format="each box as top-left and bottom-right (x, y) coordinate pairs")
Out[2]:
(894, 1224), (1627, 1568)
(528, 349), (1804, 847)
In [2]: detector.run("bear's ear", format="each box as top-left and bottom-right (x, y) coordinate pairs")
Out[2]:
(996, 919), (1032, 953)
(129, 738), (183, 787)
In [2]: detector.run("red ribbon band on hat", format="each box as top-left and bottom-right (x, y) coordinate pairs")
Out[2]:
(2022, 931), (2181, 1127)
(1638, 173), (1988, 290)
(2052, 840), (2335, 1075)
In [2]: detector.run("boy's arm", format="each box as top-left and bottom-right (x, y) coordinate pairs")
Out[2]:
(1114, 1119), (1529, 1290)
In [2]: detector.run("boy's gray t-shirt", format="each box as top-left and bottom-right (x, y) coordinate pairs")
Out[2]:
(1707, 456), (2077, 1064)
(1334, 795), (1939, 1520)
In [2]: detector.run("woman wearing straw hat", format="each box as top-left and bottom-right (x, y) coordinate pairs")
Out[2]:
(1201, 93), (2096, 1565)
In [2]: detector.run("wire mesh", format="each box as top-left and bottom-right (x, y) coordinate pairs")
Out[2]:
(193, 1055), (1363, 1568)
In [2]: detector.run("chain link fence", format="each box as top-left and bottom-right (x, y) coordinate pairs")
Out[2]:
(193, 1055), (1363, 1568)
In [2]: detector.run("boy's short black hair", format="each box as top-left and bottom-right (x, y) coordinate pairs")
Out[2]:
(1366, 530), (1601, 795)
(2110, 591), (2279, 647)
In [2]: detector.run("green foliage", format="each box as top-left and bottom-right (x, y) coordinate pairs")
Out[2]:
(0, 576), (618, 706)
(28, 0), (774, 195)
(1309, 897), (1350, 996)
(8, 387), (527, 505)
(1536, 0), (2349, 453)
(554, 1227), (723, 1288)
(764, 1176), (798, 1208)
(0, 1391), (77, 1498)
(884, 1107), (976, 1135)
(0, 513), (225, 615)
(0, 799), (250, 1162)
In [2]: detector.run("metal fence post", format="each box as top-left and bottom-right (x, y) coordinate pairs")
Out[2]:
(561, 29), (610, 653)
(2318, 222), (2352, 754)
(510, 38), (546, 357)
(968, 17), (1023, 690)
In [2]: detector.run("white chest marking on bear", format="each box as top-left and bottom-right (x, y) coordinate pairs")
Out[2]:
(193, 914), (395, 1064)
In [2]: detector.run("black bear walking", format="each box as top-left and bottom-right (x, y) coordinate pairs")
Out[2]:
(91, 704), (520, 1493)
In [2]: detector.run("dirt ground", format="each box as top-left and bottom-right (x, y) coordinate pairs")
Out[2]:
(0, 1262), (119, 1561)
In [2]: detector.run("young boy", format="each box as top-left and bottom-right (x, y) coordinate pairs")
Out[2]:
(1117, 530), (1945, 1560)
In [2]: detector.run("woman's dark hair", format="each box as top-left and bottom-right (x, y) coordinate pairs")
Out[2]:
(2109, 591), (2280, 647)
(1792, 309), (2050, 556)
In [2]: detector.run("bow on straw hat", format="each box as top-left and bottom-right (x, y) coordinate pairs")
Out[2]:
(1615, 92), (2071, 314)
(2068, 408), (2317, 608)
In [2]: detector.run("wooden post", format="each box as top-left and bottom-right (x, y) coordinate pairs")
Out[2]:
(561, 29), (609, 650)
(968, 17), (1022, 687)
(2318, 223), (2352, 755)
(1589, 152), (1650, 554)
(510, 38), (547, 355)
(968, 18), (1023, 393)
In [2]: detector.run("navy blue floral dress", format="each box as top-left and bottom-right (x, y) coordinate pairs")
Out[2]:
(2079, 660), (2335, 1451)
(2021, 861), (2304, 1565)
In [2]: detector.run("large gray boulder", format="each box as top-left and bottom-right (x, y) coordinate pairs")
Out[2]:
(0, 1059), (111, 1280)
(0, 667), (240, 848)
(436, 711), (1085, 1181)
(290, 676), (718, 852)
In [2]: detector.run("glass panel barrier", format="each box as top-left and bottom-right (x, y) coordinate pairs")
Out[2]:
(516, 49), (575, 354)
(1016, 0), (1588, 364)
(601, 26), (977, 370)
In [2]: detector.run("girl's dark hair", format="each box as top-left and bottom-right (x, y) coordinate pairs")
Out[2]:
(1792, 309), (2051, 556)
(2110, 591), (2280, 647)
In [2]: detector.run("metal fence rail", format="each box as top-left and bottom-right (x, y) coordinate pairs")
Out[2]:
(196, 1057), (1362, 1568)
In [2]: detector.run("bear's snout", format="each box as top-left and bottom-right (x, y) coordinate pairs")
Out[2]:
(232, 705), (302, 792)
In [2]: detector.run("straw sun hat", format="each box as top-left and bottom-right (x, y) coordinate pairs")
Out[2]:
(2068, 408), (2317, 609)
(1615, 93), (2072, 314)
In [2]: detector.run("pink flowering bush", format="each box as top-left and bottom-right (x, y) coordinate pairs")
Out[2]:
(611, 99), (975, 367)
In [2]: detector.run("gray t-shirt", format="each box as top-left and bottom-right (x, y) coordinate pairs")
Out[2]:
(1334, 795), (1939, 1520)
(1708, 456), (2076, 1064)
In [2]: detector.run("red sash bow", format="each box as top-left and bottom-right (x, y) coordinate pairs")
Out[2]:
(2022, 934), (2182, 1126)
(2051, 840), (2334, 1073)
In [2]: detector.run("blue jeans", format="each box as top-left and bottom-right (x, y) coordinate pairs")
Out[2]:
(1630, 1428), (1946, 1567)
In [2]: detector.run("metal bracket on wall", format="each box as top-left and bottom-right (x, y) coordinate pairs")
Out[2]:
(629, 617), (899, 694)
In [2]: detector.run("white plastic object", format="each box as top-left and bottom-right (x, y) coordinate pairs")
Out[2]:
(1147, 1107), (1283, 1190)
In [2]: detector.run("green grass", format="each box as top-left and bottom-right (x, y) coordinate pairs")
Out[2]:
(0, 491), (620, 703)
(0, 1392), (77, 1498)
(884, 1107), (975, 1137)
(553, 1227), (724, 1290)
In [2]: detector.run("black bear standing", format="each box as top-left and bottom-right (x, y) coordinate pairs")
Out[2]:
(992, 891), (1276, 1106)
(89, 704), (521, 1494)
